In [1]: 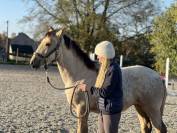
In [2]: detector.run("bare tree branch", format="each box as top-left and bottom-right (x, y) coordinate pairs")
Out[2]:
(72, 0), (83, 21)
(34, 0), (60, 20)
(97, 0), (110, 30)
(72, 0), (79, 29)
(107, 0), (144, 19)
(101, 0), (110, 23)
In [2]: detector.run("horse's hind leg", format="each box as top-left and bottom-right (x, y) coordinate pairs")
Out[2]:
(148, 108), (167, 133)
(161, 121), (167, 133)
(135, 105), (152, 133)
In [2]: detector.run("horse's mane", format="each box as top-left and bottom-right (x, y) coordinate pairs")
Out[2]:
(63, 34), (97, 71)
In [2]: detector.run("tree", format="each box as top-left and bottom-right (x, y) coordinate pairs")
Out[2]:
(22, 0), (159, 56)
(120, 33), (154, 67)
(0, 33), (6, 49)
(150, 4), (177, 75)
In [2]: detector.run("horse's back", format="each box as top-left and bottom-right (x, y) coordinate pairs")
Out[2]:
(121, 65), (166, 110)
(122, 65), (160, 79)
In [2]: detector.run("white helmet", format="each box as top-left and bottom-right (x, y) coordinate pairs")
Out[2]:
(94, 41), (115, 59)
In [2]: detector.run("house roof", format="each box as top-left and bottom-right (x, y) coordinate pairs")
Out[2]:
(11, 33), (37, 50)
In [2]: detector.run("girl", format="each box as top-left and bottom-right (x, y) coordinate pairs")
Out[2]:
(78, 41), (123, 133)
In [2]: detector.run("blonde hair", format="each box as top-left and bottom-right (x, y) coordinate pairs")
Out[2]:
(95, 58), (110, 88)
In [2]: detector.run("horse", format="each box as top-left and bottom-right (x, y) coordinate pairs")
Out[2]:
(30, 28), (167, 133)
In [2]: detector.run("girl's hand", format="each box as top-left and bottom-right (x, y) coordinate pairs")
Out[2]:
(77, 83), (87, 92)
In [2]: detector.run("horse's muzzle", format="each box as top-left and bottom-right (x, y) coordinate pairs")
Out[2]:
(30, 54), (41, 69)
(30, 60), (40, 69)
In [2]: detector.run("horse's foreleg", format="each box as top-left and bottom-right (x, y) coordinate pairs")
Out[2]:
(76, 104), (89, 133)
(135, 105), (152, 133)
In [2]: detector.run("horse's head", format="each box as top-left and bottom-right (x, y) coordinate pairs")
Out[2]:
(30, 27), (65, 69)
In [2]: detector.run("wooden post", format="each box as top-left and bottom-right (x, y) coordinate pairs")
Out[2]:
(165, 58), (169, 88)
(5, 20), (9, 62)
(16, 48), (19, 64)
(120, 55), (123, 68)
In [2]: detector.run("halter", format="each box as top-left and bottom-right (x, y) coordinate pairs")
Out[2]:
(34, 39), (61, 67)
(34, 35), (90, 119)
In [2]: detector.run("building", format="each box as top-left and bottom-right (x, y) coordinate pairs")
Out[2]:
(9, 33), (37, 61)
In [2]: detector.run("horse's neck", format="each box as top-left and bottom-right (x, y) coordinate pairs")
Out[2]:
(56, 40), (96, 87)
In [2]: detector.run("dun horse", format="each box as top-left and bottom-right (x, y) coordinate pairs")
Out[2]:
(30, 28), (167, 133)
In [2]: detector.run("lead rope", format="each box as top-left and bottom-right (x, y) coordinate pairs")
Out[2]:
(45, 68), (90, 119)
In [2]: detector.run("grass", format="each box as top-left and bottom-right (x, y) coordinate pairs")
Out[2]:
(0, 59), (30, 65)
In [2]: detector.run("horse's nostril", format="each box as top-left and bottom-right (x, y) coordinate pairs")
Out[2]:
(30, 60), (35, 68)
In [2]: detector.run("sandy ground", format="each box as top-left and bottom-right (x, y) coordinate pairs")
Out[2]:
(0, 64), (177, 133)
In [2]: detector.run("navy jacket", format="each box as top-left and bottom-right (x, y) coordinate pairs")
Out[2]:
(91, 59), (123, 114)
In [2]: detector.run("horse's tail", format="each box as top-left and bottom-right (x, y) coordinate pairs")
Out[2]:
(160, 82), (167, 116)
(160, 81), (167, 133)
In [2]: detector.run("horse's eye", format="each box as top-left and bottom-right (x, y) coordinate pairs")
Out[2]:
(46, 43), (50, 46)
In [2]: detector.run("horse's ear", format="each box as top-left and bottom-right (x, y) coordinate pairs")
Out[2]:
(56, 27), (66, 37)
(48, 26), (54, 32)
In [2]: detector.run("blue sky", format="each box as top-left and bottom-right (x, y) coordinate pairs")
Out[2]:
(0, 0), (29, 37)
(162, 0), (176, 9)
(0, 0), (176, 38)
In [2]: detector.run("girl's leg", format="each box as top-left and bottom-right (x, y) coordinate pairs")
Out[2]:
(98, 112), (105, 133)
(103, 113), (121, 133)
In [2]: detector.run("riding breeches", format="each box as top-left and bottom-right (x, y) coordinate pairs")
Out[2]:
(98, 112), (121, 133)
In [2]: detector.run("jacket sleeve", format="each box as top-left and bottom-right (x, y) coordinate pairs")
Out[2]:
(90, 67), (118, 98)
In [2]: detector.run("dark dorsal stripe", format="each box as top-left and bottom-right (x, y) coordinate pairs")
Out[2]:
(63, 35), (97, 71)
